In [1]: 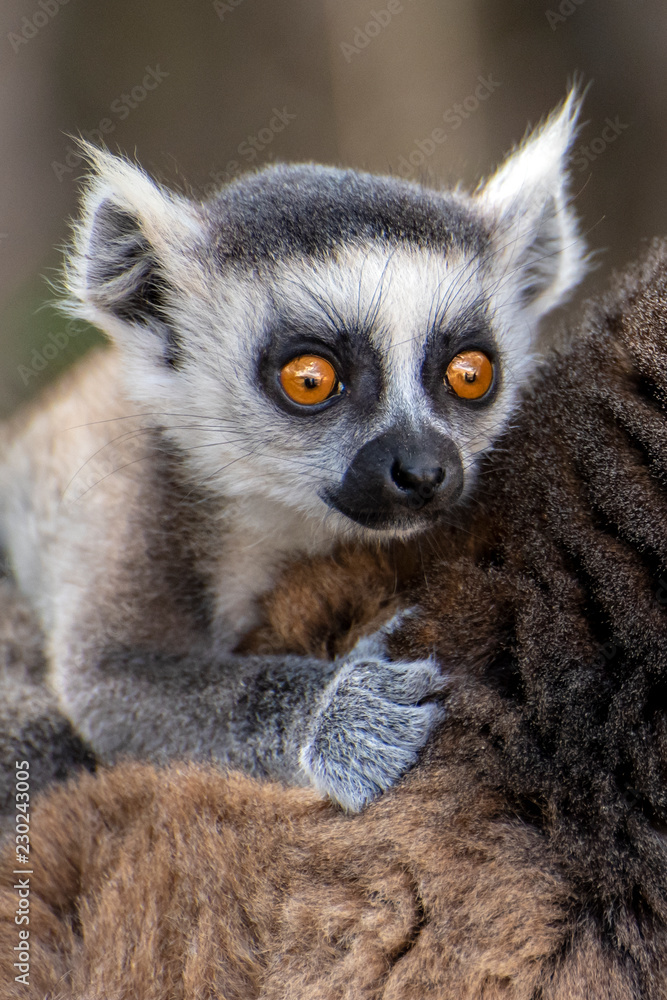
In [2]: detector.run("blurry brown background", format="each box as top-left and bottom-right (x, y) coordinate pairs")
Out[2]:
(1, 0), (664, 415)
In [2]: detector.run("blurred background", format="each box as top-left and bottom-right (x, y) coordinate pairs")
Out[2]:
(1, 0), (665, 415)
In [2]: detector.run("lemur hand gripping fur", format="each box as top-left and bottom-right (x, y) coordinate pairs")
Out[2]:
(0, 92), (586, 810)
(300, 613), (447, 811)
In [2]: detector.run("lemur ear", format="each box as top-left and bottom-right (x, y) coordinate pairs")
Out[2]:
(476, 89), (586, 319)
(65, 143), (203, 367)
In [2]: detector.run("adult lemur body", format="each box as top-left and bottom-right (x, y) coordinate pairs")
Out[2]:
(0, 95), (585, 810)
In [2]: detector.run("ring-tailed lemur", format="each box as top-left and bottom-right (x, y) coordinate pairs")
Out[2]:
(0, 93), (586, 811)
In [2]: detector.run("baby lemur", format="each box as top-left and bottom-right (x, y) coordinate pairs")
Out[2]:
(0, 94), (585, 811)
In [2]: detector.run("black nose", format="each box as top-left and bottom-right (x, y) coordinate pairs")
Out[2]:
(325, 426), (463, 530)
(390, 458), (445, 503)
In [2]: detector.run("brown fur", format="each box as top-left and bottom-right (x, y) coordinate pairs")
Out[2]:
(0, 753), (577, 1000)
(237, 539), (449, 658)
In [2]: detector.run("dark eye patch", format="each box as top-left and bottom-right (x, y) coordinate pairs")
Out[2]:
(421, 302), (500, 410)
(256, 314), (385, 419)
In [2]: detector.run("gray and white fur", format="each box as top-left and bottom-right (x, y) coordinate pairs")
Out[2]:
(0, 93), (586, 811)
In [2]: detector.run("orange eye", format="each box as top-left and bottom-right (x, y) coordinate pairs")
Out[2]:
(280, 355), (338, 405)
(445, 350), (494, 400)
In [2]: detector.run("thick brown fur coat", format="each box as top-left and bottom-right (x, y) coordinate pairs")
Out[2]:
(0, 758), (582, 1000)
(4, 241), (667, 997)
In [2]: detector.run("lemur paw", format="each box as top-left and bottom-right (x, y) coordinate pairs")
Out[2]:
(299, 627), (446, 812)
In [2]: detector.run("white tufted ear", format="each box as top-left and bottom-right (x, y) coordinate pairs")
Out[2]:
(476, 89), (586, 319)
(64, 143), (204, 367)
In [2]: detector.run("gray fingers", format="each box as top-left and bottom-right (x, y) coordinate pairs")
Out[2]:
(299, 633), (447, 812)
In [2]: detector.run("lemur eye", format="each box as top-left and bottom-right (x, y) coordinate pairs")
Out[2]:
(445, 350), (493, 400)
(280, 355), (339, 405)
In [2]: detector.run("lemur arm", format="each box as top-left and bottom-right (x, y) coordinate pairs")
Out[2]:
(52, 630), (445, 813)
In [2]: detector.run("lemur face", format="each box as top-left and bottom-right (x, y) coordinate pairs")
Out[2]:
(67, 92), (586, 540)
(220, 243), (506, 536)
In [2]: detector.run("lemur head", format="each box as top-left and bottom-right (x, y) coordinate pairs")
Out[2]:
(67, 91), (585, 540)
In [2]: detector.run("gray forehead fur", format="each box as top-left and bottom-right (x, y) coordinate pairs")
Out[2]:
(202, 164), (490, 267)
